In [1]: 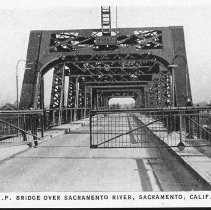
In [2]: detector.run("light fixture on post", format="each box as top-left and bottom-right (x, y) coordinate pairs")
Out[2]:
(16, 59), (26, 110)
(16, 59), (32, 110)
(168, 64), (178, 107)
(74, 75), (81, 121)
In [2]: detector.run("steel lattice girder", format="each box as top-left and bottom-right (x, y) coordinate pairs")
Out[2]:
(67, 77), (76, 108)
(46, 53), (173, 109)
(50, 64), (65, 109)
(49, 54), (166, 83)
(49, 28), (162, 52)
(20, 25), (192, 109)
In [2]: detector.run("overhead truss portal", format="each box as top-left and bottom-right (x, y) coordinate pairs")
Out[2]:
(20, 7), (192, 111)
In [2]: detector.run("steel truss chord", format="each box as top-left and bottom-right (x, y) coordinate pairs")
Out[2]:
(67, 77), (76, 108)
(78, 81), (86, 108)
(50, 64), (65, 109)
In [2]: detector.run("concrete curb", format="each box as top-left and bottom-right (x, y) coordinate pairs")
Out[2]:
(146, 125), (211, 190)
(0, 145), (31, 164)
(132, 114), (211, 190)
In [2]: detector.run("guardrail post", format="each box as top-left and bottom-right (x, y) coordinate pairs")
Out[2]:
(22, 131), (27, 142)
(197, 110), (201, 139)
(177, 113), (185, 151)
(70, 109), (72, 122)
(65, 108), (67, 123)
(58, 108), (62, 125)
(32, 115), (38, 146)
(52, 110), (55, 126)
(41, 111), (45, 137)
(23, 114), (26, 131)
(89, 111), (93, 148)
(45, 109), (47, 130)
(180, 114), (183, 141)
(74, 108), (77, 121)
(83, 108), (86, 119)
(89, 111), (96, 148)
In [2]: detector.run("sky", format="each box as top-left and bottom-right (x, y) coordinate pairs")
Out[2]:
(0, 0), (211, 105)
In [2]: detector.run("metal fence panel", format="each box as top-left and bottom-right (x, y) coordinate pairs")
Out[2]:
(90, 108), (211, 149)
(0, 110), (44, 147)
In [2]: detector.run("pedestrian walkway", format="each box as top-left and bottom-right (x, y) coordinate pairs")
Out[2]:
(0, 118), (89, 163)
(135, 113), (211, 187)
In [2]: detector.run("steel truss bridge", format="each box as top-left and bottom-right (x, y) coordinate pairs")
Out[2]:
(2, 6), (209, 151)
(1, 7), (211, 194)
(19, 6), (191, 117)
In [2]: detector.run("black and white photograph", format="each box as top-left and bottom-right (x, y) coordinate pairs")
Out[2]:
(0, 0), (211, 208)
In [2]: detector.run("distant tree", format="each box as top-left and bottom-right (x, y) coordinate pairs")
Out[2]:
(116, 103), (121, 109)
(0, 102), (16, 110)
(109, 103), (121, 109)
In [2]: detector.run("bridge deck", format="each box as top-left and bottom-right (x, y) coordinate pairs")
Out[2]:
(0, 120), (184, 192)
(0, 116), (210, 191)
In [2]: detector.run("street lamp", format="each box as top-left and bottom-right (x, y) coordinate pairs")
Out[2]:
(16, 59), (26, 110)
(168, 64), (178, 107)
(16, 59), (32, 110)
(75, 75), (80, 109)
(171, 55), (191, 107)
(73, 75), (81, 121)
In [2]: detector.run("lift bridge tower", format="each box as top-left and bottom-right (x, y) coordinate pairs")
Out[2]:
(20, 6), (192, 111)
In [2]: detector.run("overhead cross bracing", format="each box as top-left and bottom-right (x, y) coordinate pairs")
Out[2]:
(20, 7), (192, 115)
(47, 53), (171, 110)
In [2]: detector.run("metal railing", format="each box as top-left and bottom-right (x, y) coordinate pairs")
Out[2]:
(1, 106), (210, 149)
(44, 108), (90, 128)
(0, 110), (44, 147)
(90, 107), (211, 148)
(0, 107), (90, 147)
